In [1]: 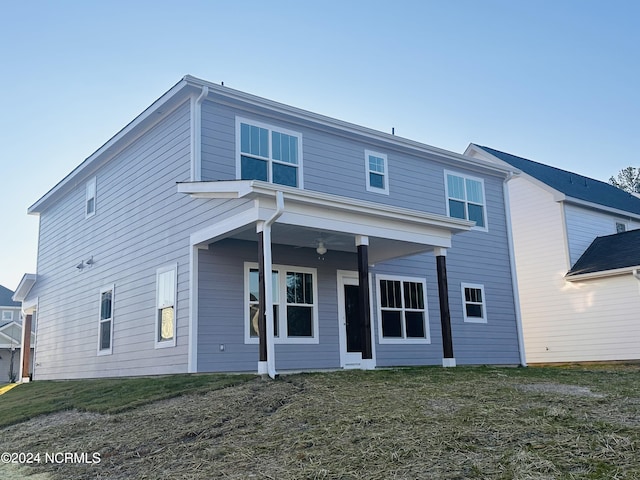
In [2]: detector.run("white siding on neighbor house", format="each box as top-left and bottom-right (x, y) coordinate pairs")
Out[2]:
(506, 176), (573, 363)
(544, 275), (640, 362)
(509, 177), (640, 363)
(564, 203), (640, 266)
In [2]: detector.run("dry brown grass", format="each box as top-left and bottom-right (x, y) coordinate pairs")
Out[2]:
(1, 365), (639, 479)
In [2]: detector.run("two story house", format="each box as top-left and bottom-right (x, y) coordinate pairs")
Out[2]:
(465, 144), (640, 363)
(17, 76), (524, 380)
(0, 285), (32, 382)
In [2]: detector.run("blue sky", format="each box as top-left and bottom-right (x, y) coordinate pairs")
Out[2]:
(1, 0), (639, 290)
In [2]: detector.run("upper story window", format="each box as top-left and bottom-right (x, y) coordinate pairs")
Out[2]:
(365, 150), (389, 194)
(616, 222), (627, 233)
(85, 177), (96, 218)
(2, 310), (13, 322)
(461, 283), (487, 323)
(236, 118), (303, 188)
(445, 171), (487, 230)
(376, 275), (430, 344)
(156, 264), (177, 348)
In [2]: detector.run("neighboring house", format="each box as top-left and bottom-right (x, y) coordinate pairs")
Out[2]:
(0, 285), (33, 382)
(16, 76), (525, 380)
(465, 144), (640, 363)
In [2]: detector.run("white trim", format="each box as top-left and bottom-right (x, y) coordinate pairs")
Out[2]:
(190, 86), (209, 181)
(97, 284), (115, 355)
(565, 265), (640, 282)
(336, 270), (377, 369)
(444, 170), (488, 232)
(375, 274), (430, 345)
(155, 263), (178, 348)
(235, 116), (304, 189)
(461, 282), (487, 324)
(85, 177), (96, 218)
(442, 357), (457, 367)
(244, 262), (319, 345)
(188, 245), (205, 372)
(364, 150), (389, 195)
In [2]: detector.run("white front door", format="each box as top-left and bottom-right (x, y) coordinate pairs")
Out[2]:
(337, 271), (375, 369)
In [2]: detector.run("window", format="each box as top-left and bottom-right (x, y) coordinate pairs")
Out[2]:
(445, 171), (487, 230)
(156, 264), (177, 347)
(616, 222), (627, 233)
(365, 150), (389, 194)
(461, 283), (486, 323)
(237, 118), (302, 188)
(2, 310), (13, 322)
(85, 177), (96, 218)
(244, 263), (318, 344)
(376, 275), (430, 344)
(98, 285), (114, 354)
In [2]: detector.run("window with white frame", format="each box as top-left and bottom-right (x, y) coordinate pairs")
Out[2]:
(85, 177), (96, 218)
(461, 283), (486, 323)
(237, 118), (302, 188)
(156, 264), (177, 347)
(98, 285), (114, 354)
(445, 171), (487, 230)
(616, 222), (627, 233)
(376, 275), (430, 343)
(244, 263), (318, 344)
(2, 310), (13, 322)
(365, 150), (389, 194)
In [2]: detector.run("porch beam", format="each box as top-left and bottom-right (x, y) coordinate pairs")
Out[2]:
(435, 247), (456, 367)
(356, 235), (373, 360)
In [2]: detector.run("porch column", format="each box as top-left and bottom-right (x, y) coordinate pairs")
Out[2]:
(356, 235), (373, 360)
(435, 247), (456, 367)
(257, 231), (267, 372)
(21, 314), (32, 382)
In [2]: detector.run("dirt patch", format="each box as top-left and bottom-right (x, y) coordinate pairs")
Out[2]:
(515, 382), (605, 398)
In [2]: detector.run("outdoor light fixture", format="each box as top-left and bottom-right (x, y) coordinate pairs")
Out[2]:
(85, 256), (94, 265)
(316, 241), (327, 256)
(76, 262), (85, 270)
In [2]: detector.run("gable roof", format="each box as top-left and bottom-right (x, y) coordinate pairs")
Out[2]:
(0, 285), (20, 308)
(474, 145), (640, 216)
(566, 228), (640, 278)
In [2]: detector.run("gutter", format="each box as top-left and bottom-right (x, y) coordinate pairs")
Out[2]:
(260, 191), (285, 379)
(503, 172), (527, 366)
(190, 85), (209, 181)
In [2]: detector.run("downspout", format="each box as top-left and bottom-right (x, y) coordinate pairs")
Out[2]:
(190, 86), (209, 181)
(262, 191), (285, 379)
(504, 172), (527, 366)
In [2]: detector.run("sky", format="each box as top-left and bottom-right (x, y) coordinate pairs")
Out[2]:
(1, 0), (639, 291)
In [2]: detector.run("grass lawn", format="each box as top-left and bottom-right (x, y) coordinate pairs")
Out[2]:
(0, 365), (639, 479)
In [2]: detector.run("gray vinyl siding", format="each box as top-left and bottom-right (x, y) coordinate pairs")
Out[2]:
(197, 239), (357, 372)
(30, 101), (195, 380)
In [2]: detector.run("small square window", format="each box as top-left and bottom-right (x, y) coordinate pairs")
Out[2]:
(462, 283), (487, 323)
(365, 150), (389, 194)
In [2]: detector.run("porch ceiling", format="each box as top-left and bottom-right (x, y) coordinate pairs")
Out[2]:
(179, 180), (474, 263)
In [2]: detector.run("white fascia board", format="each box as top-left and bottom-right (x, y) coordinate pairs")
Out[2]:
(565, 266), (640, 282)
(28, 78), (195, 215)
(183, 77), (515, 177)
(12, 274), (36, 302)
(562, 196), (640, 221)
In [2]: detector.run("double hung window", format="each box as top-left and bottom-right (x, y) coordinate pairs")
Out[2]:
(461, 283), (487, 323)
(237, 118), (302, 188)
(365, 150), (389, 194)
(376, 275), (430, 344)
(98, 285), (114, 355)
(156, 264), (177, 347)
(85, 177), (96, 218)
(245, 263), (318, 344)
(445, 171), (487, 230)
